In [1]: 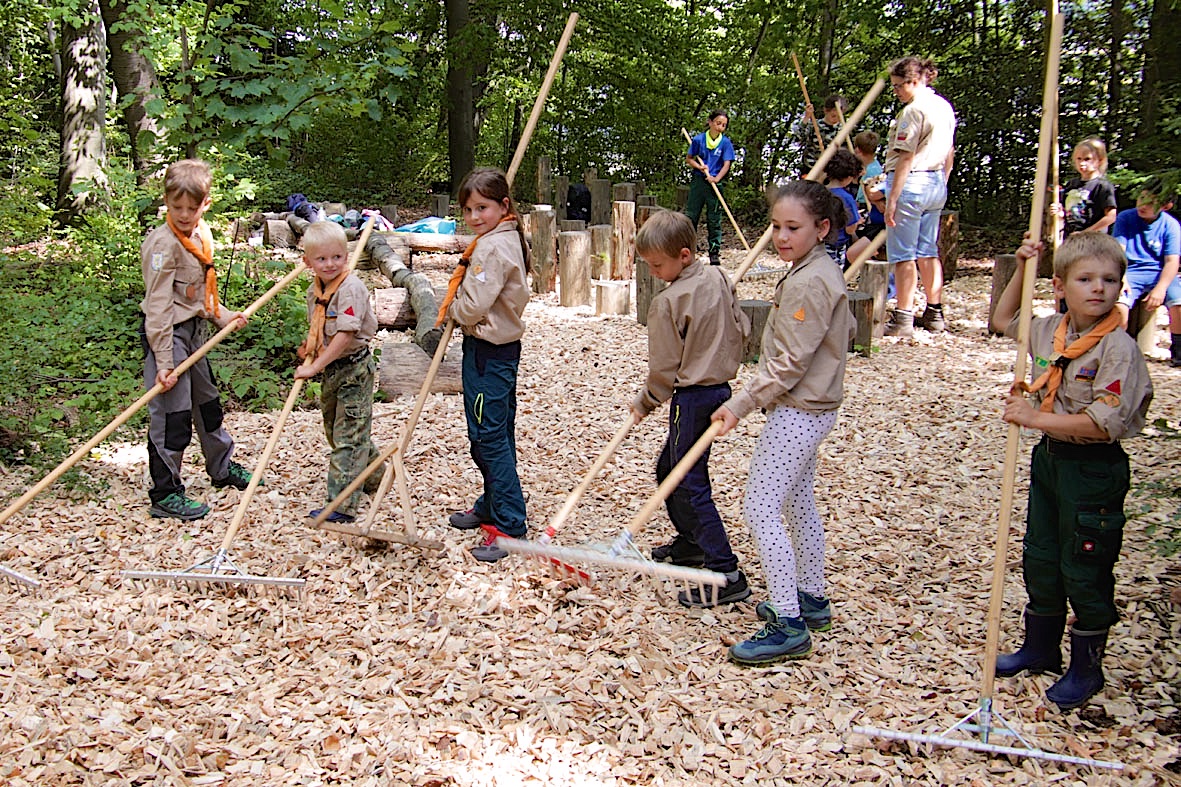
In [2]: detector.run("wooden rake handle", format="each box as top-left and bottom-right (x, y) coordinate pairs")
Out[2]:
(835, 105), (856, 152)
(621, 420), (724, 544)
(506, 13), (579, 185)
(542, 412), (639, 540)
(0, 261), (308, 529)
(680, 127), (750, 251)
(791, 52), (826, 153)
(981, 11), (1064, 704)
(842, 232), (888, 284)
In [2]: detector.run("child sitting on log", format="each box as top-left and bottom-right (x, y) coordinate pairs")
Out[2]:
(631, 209), (751, 607)
(989, 231), (1153, 710)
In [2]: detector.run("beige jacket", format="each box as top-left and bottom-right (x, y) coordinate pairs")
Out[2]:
(450, 221), (529, 345)
(727, 246), (854, 419)
(884, 85), (956, 173)
(632, 260), (750, 416)
(140, 223), (210, 369)
(305, 273), (377, 357)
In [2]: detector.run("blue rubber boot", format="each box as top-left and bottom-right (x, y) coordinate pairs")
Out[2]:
(1045, 627), (1107, 710)
(729, 603), (811, 665)
(996, 609), (1065, 678)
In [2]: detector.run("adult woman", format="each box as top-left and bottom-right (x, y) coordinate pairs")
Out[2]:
(882, 57), (956, 337)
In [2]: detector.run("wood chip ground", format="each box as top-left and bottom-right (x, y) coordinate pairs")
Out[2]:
(0, 251), (1178, 786)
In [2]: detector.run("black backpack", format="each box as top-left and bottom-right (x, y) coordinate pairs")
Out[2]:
(567, 183), (591, 222)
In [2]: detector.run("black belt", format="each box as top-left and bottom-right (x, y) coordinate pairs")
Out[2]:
(1040, 436), (1124, 461)
(325, 347), (371, 372)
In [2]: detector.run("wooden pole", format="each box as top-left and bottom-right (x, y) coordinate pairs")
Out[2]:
(791, 52), (826, 154)
(835, 104), (857, 152)
(541, 414), (638, 542)
(681, 127), (750, 250)
(506, 12), (579, 185)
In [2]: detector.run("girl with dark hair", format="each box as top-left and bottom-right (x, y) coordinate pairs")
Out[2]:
(684, 110), (736, 265)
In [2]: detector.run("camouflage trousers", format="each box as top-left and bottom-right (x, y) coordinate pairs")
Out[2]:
(320, 352), (379, 515)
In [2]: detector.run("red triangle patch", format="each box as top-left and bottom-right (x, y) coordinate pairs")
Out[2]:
(344, 306), (355, 316)
(1104, 380), (1121, 395)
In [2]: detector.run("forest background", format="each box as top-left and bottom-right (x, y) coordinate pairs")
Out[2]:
(0, 0), (1178, 476)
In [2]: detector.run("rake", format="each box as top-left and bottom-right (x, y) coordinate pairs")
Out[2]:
(0, 260), (309, 593)
(503, 421), (728, 597)
(0, 565), (41, 593)
(852, 14), (1120, 771)
(680, 127), (750, 251)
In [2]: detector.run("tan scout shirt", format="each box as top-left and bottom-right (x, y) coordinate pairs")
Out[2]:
(1006, 313), (1153, 443)
(727, 246), (854, 419)
(305, 272), (377, 357)
(632, 260), (750, 416)
(884, 85), (956, 174)
(140, 222), (210, 369)
(450, 222), (529, 345)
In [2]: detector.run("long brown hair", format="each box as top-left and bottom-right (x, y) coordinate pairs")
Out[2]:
(457, 167), (531, 273)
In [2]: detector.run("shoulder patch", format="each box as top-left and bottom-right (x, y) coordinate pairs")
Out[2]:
(344, 306), (355, 317)
(471, 261), (486, 283)
(793, 307), (806, 321)
(1104, 379), (1121, 395)
(150, 252), (165, 271)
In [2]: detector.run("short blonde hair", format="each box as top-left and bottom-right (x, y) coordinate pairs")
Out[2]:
(636, 209), (696, 259)
(302, 221), (348, 256)
(164, 159), (212, 202)
(1055, 231), (1126, 279)
(1073, 138), (1109, 176)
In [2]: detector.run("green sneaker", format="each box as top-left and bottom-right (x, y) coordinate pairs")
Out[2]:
(149, 492), (210, 521)
(211, 461), (259, 490)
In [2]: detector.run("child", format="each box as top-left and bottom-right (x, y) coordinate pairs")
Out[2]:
(1060, 138), (1117, 238)
(989, 232), (1153, 710)
(853, 131), (886, 243)
(295, 221), (382, 523)
(712, 181), (854, 664)
(684, 110), (736, 266)
(442, 168), (531, 562)
(822, 148), (863, 268)
(795, 95), (849, 176)
(630, 210), (751, 607)
(139, 159), (254, 520)
(1111, 180), (1181, 367)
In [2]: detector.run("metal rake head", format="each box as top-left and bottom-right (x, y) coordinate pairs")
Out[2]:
(122, 551), (306, 600)
(1, 565), (41, 594)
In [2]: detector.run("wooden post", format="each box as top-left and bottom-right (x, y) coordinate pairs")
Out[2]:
(938, 209), (959, 283)
(583, 167), (598, 185)
(594, 280), (631, 315)
(636, 194), (658, 208)
(636, 204), (659, 231)
(988, 254), (1018, 334)
(555, 175), (570, 220)
(858, 260), (891, 337)
(589, 177), (612, 226)
(635, 257), (668, 326)
(611, 200), (636, 280)
(536, 155), (552, 205)
(531, 207), (557, 294)
(612, 182), (637, 204)
(1127, 300), (1160, 355)
(675, 185), (690, 210)
(558, 230), (592, 307)
(559, 219), (587, 232)
(431, 193), (450, 219)
(739, 299), (771, 363)
(848, 291), (874, 356)
(589, 224), (612, 280)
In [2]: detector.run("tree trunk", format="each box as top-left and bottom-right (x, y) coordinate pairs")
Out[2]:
(1106, 0), (1126, 145)
(99, 0), (162, 188)
(1137, 0), (1181, 142)
(56, 0), (108, 226)
(445, 0), (476, 193)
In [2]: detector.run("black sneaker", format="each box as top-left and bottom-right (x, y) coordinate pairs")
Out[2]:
(211, 461), (259, 490)
(149, 492), (210, 521)
(448, 508), (488, 530)
(651, 537), (706, 567)
(678, 570), (752, 608)
(309, 508), (355, 524)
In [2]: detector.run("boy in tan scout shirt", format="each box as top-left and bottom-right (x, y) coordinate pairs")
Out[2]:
(630, 210), (751, 608)
(990, 231), (1153, 710)
(295, 222), (381, 524)
(140, 159), (254, 521)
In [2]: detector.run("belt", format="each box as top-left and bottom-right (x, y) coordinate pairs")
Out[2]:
(1041, 436), (1124, 461)
(325, 347), (371, 372)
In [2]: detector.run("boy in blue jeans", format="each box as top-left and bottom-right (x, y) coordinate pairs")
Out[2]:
(631, 210), (750, 607)
(1111, 180), (1181, 366)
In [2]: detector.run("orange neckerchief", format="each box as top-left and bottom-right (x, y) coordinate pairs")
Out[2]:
(166, 215), (219, 319)
(1017, 309), (1121, 412)
(434, 215), (518, 328)
(300, 271), (348, 362)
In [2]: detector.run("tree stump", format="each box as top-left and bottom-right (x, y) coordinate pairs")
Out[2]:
(636, 204), (659, 232)
(739, 300), (771, 363)
(559, 219), (587, 232)
(848, 291), (874, 356)
(675, 185), (690, 210)
(594, 280), (631, 316)
(611, 201), (636, 280)
(431, 194), (450, 219)
(938, 209), (959, 283)
(589, 224), (612, 280)
(265, 219), (295, 248)
(536, 156), (552, 205)
(558, 230), (592, 307)
(636, 194), (658, 208)
(531, 208), (557, 294)
(858, 260), (891, 337)
(590, 178), (612, 226)
(555, 175), (570, 221)
(373, 287), (448, 329)
(612, 182), (637, 204)
(379, 343), (462, 396)
(636, 258), (668, 326)
(988, 254), (1018, 334)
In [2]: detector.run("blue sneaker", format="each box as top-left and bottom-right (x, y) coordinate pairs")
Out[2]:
(309, 508), (355, 524)
(798, 591), (832, 631)
(730, 604), (812, 665)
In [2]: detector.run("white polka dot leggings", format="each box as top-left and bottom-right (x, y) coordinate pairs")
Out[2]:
(744, 405), (838, 618)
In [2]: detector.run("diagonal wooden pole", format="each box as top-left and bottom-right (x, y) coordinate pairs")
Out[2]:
(791, 52), (826, 153)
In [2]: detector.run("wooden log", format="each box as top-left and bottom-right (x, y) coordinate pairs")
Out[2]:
(589, 224), (612, 280)
(286, 213), (310, 238)
(848, 291), (874, 356)
(536, 156), (552, 205)
(371, 231), (475, 254)
(589, 178), (612, 226)
(431, 193), (450, 219)
(612, 182), (637, 203)
(636, 204), (659, 231)
(559, 219), (587, 232)
(531, 208), (557, 294)
(229, 218), (251, 243)
(858, 260), (891, 337)
(636, 194), (658, 208)
(264, 219), (295, 248)
(988, 254), (1018, 334)
(555, 175), (569, 221)
(558, 230), (592, 307)
(938, 209), (959, 283)
(594, 279), (631, 316)
(739, 300), (771, 363)
(675, 184), (690, 210)
(635, 257), (668, 326)
(372, 287), (448, 330)
(583, 167), (598, 185)
(322, 202), (347, 217)
(378, 343), (462, 396)
(611, 200), (636, 280)
(636, 179), (647, 196)
(366, 233), (443, 351)
(1127, 299), (1161, 355)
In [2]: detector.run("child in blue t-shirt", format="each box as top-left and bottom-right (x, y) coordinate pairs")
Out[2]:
(684, 110), (736, 265)
(822, 149), (862, 269)
(1112, 181), (1181, 366)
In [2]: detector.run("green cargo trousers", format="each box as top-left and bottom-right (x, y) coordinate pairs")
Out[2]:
(321, 352), (379, 516)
